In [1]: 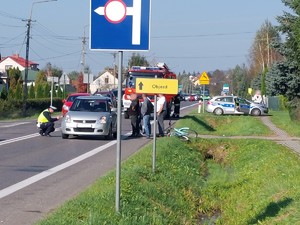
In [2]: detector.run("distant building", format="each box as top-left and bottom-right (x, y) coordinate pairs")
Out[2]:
(90, 70), (118, 94)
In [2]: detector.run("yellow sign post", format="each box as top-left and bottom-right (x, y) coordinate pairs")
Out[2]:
(135, 78), (178, 94)
(199, 71), (210, 85)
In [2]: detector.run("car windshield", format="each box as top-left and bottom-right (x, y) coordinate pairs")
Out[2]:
(67, 95), (81, 102)
(70, 99), (108, 112)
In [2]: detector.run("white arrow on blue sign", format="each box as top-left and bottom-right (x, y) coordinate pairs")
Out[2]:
(90, 0), (151, 51)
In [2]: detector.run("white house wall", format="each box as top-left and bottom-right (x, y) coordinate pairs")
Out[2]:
(0, 58), (25, 73)
(90, 71), (118, 94)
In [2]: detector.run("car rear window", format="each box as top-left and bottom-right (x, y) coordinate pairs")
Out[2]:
(71, 99), (108, 112)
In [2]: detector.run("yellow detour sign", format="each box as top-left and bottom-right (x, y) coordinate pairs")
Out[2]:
(199, 71), (210, 85)
(135, 78), (178, 94)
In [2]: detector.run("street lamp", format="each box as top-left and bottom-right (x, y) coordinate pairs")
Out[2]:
(22, 0), (57, 116)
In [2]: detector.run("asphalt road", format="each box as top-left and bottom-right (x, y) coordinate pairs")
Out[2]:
(0, 101), (197, 225)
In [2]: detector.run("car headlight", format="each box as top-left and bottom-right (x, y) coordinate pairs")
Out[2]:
(100, 116), (107, 124)
(65, 115), (71, 123)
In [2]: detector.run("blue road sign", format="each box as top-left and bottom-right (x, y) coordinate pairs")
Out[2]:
(90, 0), (151, 51)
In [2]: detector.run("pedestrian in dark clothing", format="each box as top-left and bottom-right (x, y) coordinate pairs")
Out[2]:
(129, 94), (142, 137)
(37, 106), (60, 136)
(172, 94), (181, 118)
(141, 94), (152, 139)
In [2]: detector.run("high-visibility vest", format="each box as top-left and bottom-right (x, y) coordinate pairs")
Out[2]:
(37, 109), (50, 123)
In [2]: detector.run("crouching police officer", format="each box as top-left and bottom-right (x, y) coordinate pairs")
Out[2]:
(37, 106), (61, 136)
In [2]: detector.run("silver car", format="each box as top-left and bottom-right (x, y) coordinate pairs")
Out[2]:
(61, 96), (117, 139)
(206, 96), (268, 116)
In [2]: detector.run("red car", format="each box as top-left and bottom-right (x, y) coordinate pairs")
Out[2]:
(61, 93), (90, 116)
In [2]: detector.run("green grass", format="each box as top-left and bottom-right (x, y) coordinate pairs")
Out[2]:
(269, 110), (300, 137)
(36, 111), (300, 225)
(172, 111), (272, 136)
(37, 138), (204, 225)
(193, 139), (300, 224)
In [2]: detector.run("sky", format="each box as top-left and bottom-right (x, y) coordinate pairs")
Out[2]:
(0, 0), (289, 76)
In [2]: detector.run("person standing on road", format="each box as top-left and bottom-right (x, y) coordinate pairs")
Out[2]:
(129, 93), (142, 137)
(172, 93), (181, 118)
(157, 93), (167, 137)
(37, 106), (60, 136)
(141, 94), (153, 139)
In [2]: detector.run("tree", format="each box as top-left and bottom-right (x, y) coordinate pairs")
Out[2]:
(127, 53), (149, 68)
(72, 73), (87, 93)
(227, 65), (250, 98)
(15, 82), (22, 100)
(28, 83), (35, 99)
(0, 85), (8, 100)
(35, 71), (47, 85)
(248, 20), (282, 78)
(268, 0), (300, 120)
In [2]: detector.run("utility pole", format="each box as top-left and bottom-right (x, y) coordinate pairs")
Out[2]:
(81, 30), (87, 73)
(112, 53), (116, 89)
(22, 17), (32, 116)
(22, 0), (57, 116)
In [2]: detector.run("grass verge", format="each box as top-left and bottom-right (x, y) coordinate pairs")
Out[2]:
(37, 138), (204, 225)
(37, 112), (300, 224)
(171, 111), (272, 136)
(193, 138), (300, 224)
(269, 110), (300, 137)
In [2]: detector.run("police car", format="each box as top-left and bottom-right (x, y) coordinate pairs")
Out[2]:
(206, 96), (268, 116)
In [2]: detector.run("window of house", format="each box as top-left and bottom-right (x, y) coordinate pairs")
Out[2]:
(5, 65), (12, 70)
(105, 77), (109, 84)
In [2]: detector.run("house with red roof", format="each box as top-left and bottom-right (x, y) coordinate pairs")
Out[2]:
(0, 54), (39, 72)
(0, 54), (39, 86)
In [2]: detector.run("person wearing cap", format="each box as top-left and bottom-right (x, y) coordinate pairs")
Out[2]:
(37, 106), (60, 136)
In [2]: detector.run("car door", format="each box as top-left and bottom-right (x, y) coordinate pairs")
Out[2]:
(221, 96), (235, 114)
(236, 97), (250, 114)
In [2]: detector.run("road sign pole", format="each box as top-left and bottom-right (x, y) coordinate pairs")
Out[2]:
(203, 85), (205, 113)
(116, 51), (123, 213)
(153, 94), (157, 173)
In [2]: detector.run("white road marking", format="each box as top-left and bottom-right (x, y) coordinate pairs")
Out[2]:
(0, 122), (30, 128)
(0, 140), (117, 199)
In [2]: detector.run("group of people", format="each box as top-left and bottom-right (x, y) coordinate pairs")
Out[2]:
(128, 93), (168, 139)
(36, 93), (181, 138)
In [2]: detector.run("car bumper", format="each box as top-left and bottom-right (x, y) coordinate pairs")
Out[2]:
(61, 122), (110, 136)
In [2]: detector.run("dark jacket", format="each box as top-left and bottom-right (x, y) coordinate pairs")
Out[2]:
(129, 98), (140, 116)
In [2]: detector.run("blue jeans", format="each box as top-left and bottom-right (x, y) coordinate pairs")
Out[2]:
(143, 114), (151, 137)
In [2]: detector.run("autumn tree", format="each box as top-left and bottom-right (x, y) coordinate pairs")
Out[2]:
(248, 20), (282, 77)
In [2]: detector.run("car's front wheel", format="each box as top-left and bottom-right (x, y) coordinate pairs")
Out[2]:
(251, 108), (261, 116)
(105, 126), (114, 140)
(214, 107), (223, 115)
(62, 133), (69, 139)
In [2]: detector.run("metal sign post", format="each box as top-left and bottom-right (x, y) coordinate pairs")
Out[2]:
(135, 77), (178, 173)
(90, 0), (151, 213)
(115, 51), (123, 212)
(199, 72), (210, 114)
(152, 94), (157, 173)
